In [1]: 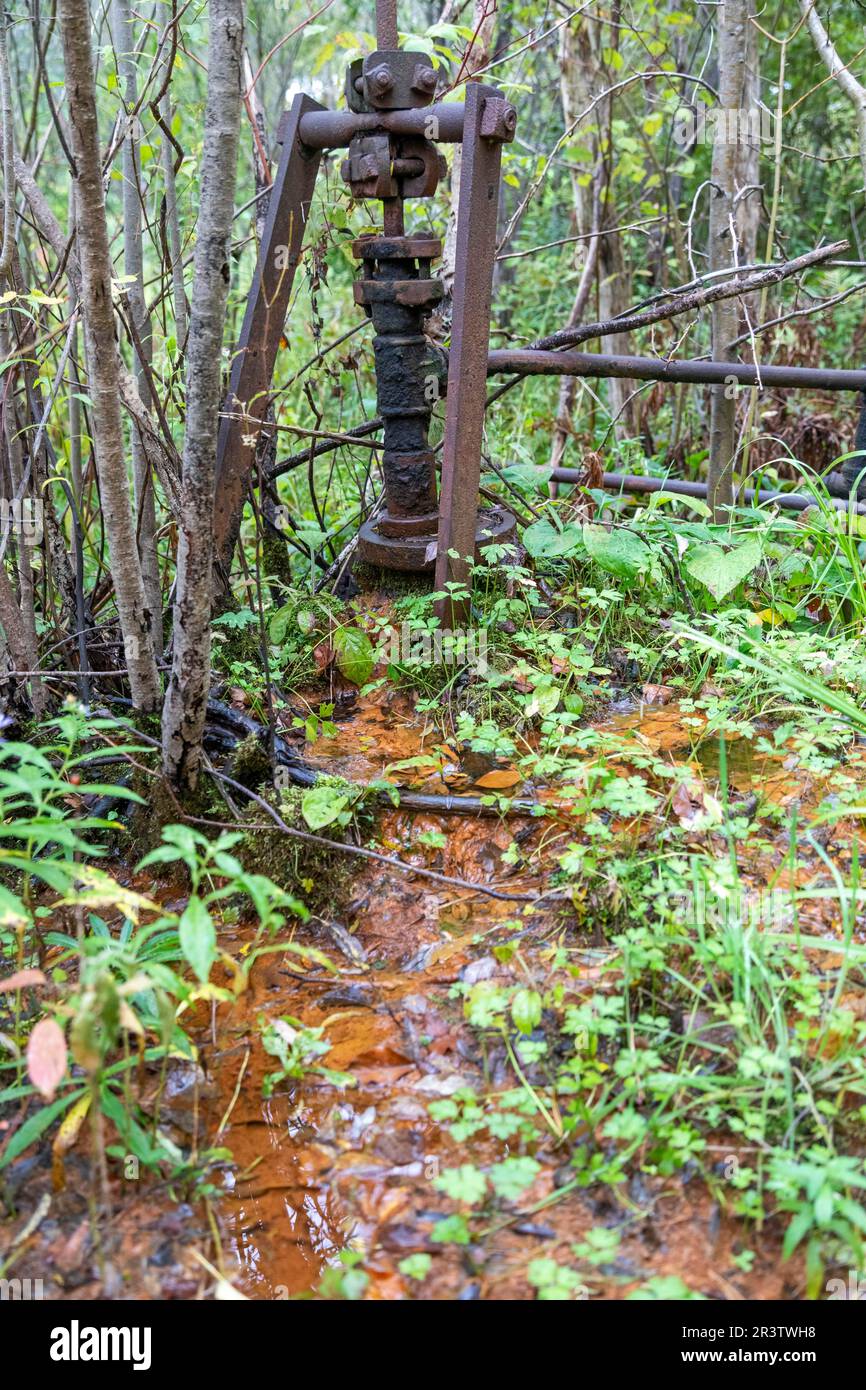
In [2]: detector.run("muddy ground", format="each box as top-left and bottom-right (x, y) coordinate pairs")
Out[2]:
(4, 682), (851, 1301)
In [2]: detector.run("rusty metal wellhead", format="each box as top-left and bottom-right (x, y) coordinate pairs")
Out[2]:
(214, 0), (517, 619)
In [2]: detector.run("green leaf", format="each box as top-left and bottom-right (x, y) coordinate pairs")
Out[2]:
(488, 1156), (541, 1201)
(332, 626), (374, 686)
(434, 1164), (488, 1204)
(511, 987), (542, 1035)
(522, 518), (584, 559)
(179, 897), (216, 983)
(583, 523), (651, 579)
(430, 1213), (471, 1245)
(0, 1086), (87, 1169)
(398, 1254), (432, 1281)
(301, 785), (350, 831)
(684, 536), (762, 600)
(269, 604), (292, 645)
(781, 1208), (813, 1260)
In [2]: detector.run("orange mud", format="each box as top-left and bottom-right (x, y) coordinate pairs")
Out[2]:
(7, 694), (864, 1300)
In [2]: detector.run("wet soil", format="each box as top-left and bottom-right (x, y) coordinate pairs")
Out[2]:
(7, 685), (861, 1301)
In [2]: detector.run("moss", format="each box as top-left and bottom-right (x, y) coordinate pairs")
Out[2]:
(126, 768), (223, 858)
(262, 533), (296, 592)
(213, 618), (262, 671)
(229, 732), (271, 790)
(239, 776), (362, 913)
(351, 562), (432, 598)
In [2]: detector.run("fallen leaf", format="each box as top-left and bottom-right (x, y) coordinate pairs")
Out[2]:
(52, 1093), (92, 1191)
(474, 768), (522, 789)
(314, 639), (335, 671)
(0, 969), (47, 992)
(641, 684), (674, 706)
(27, 1018), (67, 1099)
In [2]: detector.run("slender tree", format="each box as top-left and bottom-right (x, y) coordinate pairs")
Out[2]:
(59, 0), (161, 710)
(707, 0), (750, 520)
(162, 0), (244, 793)
(799, 1), (866, 193)
(113, 0), (162, 641)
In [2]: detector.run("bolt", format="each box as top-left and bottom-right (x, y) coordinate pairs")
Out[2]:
(368, 64), (394, 96)
(480, 98), (518, 142)
(412, 64), (437, 95)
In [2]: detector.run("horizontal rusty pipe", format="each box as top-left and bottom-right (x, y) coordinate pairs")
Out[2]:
(297, 101), (466, 151)
(487, 349), (866, 393)
(550, 469), (866, 516)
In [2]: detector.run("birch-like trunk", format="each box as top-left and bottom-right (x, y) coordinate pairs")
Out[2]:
(160, 90), (188, 350)
(161, 0), (243, 793)
(59, 0), (161, 709)
(799, 0), (866, 193)
(707, 0), (749, 521)
(549, 17), (601, 475)
(113, 0), (162, 642)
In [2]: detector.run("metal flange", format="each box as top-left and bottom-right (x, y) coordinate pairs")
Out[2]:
(358, 504), (516, 572)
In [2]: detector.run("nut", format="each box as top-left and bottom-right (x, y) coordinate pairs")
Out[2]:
(368, 64), (394, 96)
(479, 97), (517, 143)
(411, 63), (437, 95)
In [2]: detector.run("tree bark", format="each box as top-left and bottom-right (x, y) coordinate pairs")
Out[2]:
(59, 0), (161, 710)
(162, 0), (243, 793)
(112, 0), (162, 643)
(548, 17), (600, 476)
(799, 1), (866, 193)
(707, 0), (749, 521)
(160, 91), (188, 351)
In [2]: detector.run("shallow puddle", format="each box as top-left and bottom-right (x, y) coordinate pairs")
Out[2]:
(197, 693), (828, 1299)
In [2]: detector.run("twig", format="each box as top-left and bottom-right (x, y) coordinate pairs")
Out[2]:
(200, 770), (536, 903)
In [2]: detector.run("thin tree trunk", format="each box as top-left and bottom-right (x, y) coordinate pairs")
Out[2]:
(160, 91), (188, 350)
(799, 0), (866, 193)
(113, 0), (162, 643)
(0, 10), (15, 280)
(243, 48), (270, 243)
(0, 359), (45, 715)
(162, 0), (243, 793)
(707, 0), (749, 521)
(549, 17), (601, 476)
(59, 0), (160, 710)
(735, 17), (761, 288)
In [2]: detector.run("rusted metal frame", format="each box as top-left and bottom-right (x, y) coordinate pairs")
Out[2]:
(354, 234), (442, 569)
(434, 84), (508, 626)
(550, 469), (866, 516)
(486, 348), (866, 393)
(296, 102), (466, 151)
(376, 0), (398, 49)
(213, 93), (324, 578)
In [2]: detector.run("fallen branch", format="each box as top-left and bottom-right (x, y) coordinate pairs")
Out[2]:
(204, 769), (537, 903)
(520, 241), (848, 355)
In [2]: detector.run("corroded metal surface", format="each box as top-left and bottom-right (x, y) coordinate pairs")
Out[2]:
(213, 93), (323, 577)
(353, 233), (441, 567)
(215, 0), (519, 584)
(435, 84), (515, 622)
(359, 503), (516, 571)
(487, 349), (866, 391)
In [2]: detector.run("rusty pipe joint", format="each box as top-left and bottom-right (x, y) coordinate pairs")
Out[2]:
(351, 234), (444, 569)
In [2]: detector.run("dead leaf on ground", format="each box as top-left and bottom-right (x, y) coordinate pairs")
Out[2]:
(27, 1017), (68, 1099)
(642, 683), (675, 706)
(0, 969), (47, 992)
(474, 768), (522, 789)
